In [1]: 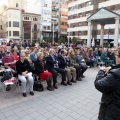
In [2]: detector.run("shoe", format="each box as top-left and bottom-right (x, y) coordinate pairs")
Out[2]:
(23, 93), (27, 97)
(53, 84), (58, 89)
(71, 79), (77, 83)
(81, 75), (85, 78)
(61, 81), (67, 86)
(6, 85), (11, 91)
(77, 77), (82, 81)
(47, 86), (54, 91)
(67, 81), (72, 85)
(30, 91), (34, 96)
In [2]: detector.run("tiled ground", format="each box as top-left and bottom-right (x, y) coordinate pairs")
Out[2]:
(0, 67), (101, 120)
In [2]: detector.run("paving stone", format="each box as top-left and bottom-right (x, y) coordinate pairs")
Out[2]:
(0, 68), (101, 120)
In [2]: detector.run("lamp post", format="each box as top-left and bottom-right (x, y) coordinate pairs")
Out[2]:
(52, 22), (55, 43)
(68, 23), (70, 47)
(40, 24), (43, 43)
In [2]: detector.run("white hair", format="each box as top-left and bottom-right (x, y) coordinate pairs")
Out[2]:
(49, 49), (54, 54)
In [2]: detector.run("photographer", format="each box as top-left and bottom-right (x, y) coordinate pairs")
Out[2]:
(94, 47), (120, 120)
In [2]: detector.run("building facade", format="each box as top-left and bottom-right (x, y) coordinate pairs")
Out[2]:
(0, 0), (24, 40)
(59, 0), (68, 40)
(0, 0), (41, 41)
(22, 13), (40, 41)
(68, 0), (120, 46)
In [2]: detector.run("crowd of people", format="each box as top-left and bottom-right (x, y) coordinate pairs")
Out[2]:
(0, 40), (116, 97)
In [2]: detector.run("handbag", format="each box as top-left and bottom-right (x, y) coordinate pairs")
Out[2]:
(33, 80), (44, 92)
(1, 71), (12, 82)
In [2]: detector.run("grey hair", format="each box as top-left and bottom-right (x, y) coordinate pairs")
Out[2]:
(49, 49), (54, 54)
(20, 52), (25, 57)
(37, 52), (44, 59)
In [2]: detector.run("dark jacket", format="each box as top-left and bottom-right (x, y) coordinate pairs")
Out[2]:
(94, 64), (120, 120)
(34, 59), (46, 75)
(16, 59), (31, 75)
(57, 54), (67, 69)
(46, 55), (56, 70)
(107, 52), (115, 61)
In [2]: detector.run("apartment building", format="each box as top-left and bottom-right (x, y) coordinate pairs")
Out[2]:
(0, 0), (24, 40)
(60, 0), (68, 40)
(22, 13), (40, 41)
(68, 0), (120, 47)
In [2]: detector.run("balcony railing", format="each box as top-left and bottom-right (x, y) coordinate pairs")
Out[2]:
(32, 29), (39, 32)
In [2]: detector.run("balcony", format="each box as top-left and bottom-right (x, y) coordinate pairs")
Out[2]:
(52, 15), (59, 18)
(52, 6), (59, 11)
(32, 29), (39, 32)
(60, 31), (67, 34)
(52, 22), (58, 25)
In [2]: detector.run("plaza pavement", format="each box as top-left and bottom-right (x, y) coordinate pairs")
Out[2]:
(0, 67), (101, 120)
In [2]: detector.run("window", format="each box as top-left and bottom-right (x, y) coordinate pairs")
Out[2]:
(16, 3), (19, 7)
(0, 25), (2, 30)
(7, 31), (8, 37)
(44, 4), (47, 7)
(9, 21), (11, 27)
(34, 24), (37, 31)
(73, 32), (75, 36)
(9, 31), (11, 36)
(78, 31), (81, 35)
(79, 22), (81, 26)
(13, 21), (19, 27)
(79, 14), (82, 17)
(48, 26), (50, 30)
(13, 31), (19, 36)
(14, 13), (19, 18)
(86, 1), (91, 6)
(86, 12), (90, 16)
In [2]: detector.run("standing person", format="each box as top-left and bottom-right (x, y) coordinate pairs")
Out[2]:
(16, 52), (34, 97)
(94, 47), (120, 120)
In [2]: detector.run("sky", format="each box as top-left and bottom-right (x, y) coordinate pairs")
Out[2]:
(0, 0), (8, 6)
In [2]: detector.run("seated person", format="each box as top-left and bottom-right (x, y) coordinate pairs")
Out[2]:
(30, 47), (38, 63)
(75, 49), (88, 78)
(107, 48), (115, 64)
(2, 50), (16, 72)
(101, 48), (114, 66)
(57, 49), (77, 84)
(2, 50), (16, 91)
(34, 52), (54, 91)
(82, 48), (94, 67)
(46, 49), (67, 88)
(10, 49), (19, 61)
(16, 52), (34, 97)
(68, 49), (82, 81)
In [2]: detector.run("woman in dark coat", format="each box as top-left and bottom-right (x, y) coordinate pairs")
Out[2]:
(34, 52), (54, 91)
(95, 47), (120, 120)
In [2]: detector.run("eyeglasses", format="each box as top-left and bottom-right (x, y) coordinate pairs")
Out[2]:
(25, 53), (29, 54)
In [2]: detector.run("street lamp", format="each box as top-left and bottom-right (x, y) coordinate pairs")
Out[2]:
(39, 24), (43, 43)
(67, 23), (70, 47)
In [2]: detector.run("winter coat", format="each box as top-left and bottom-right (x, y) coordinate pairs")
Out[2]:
(94, 64), (120, 120)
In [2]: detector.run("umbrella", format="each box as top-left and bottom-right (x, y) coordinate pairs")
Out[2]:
(92, 38), (95, 47)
